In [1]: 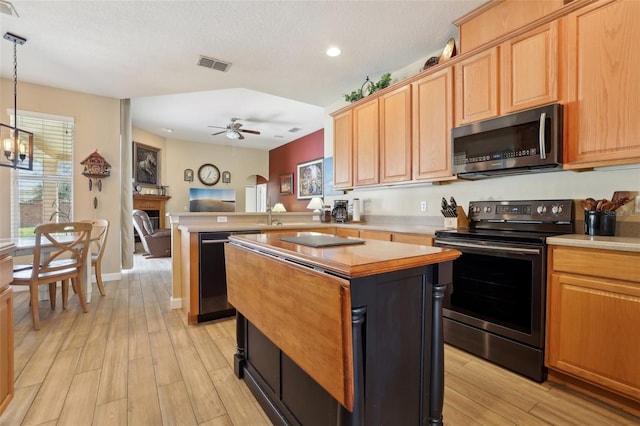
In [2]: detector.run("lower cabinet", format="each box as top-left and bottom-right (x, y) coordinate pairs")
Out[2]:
(546, 246), (640, 411)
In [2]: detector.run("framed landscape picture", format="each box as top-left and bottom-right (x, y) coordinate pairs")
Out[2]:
(297, 158), (323, 199)
(279, 173), (293, 194)
(134, 142), (160, 187)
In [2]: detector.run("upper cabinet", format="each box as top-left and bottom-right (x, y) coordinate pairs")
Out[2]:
(412, 67), (455, 181)
(563, 0), (640, 169)
(454, 47), (499, 126)
(380, 85), (412, 184)
(455, 21), (561, 126)
(353, 99), (380, 186)
(333, 110), (353, 189)
(501, 21), (559, 114)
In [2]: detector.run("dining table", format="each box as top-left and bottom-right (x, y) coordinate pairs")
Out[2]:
(0, 234), (94, 304)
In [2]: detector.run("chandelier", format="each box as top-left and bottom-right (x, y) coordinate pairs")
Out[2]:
(1, 32), (33, 170)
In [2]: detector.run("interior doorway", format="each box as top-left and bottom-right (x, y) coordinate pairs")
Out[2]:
(245, 175), (268, 212)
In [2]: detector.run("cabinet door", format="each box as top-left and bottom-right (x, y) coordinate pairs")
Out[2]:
(564, 0), (640, 168)
(412, 67), (454, 181)
(333, 110), (353, 189)
(353, 100), (380, 186)
(0, 286), (13, 415)
(546, 272), (640, 401)
(336, 228), (360, 238)
(391, 233), (433, 246)
(501, 21), (559, 113)
(455, 46), (499, 125)
(380, 85), (412, 183)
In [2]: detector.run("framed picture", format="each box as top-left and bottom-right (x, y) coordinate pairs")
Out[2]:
(297, 158), (323, 199)
(133, 142), (160, 187)
(184, 168), (194, 182)
(279, 173), (293, 194)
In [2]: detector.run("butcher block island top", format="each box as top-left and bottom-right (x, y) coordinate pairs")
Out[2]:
(226, 232), (460, 426)
(227, 231), (460, 279)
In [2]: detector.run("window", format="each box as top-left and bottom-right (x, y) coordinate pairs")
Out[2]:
(9, 112), (74, 237)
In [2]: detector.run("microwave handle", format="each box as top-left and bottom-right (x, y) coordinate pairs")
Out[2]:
(538, 112), (547, 159)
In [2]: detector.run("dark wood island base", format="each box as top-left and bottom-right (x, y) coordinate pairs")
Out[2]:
(226, 232), (460, 425)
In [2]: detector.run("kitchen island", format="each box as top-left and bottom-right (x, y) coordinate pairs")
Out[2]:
(225, 232), (461, 425)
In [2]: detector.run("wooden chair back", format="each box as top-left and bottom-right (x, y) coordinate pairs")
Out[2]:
(32, 222), (93, 278)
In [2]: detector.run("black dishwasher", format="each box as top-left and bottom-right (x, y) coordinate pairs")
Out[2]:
(198, 230), (259, 323)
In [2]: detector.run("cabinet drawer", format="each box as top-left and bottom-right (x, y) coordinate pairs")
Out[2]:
(392, 233), (433, 246)
(0, 256), (13, 291)
(551, 247), (640, 283)
(336, 228), (360, 238)
(359, 230), (392, 241)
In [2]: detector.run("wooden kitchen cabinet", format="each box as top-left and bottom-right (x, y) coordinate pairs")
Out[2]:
(563, 0), (640, 169)
(412, 67), (455, 181)
(501, 21), (559, 114)
(353, 99), (380, 186)
(332, 110), (353, 189)
(392, 233), (434, 246)
(546, 245), (640, 411)
(335, 227), (360, 238)
(0, 253), (14, 415)
(359, 229), (392, 241)
(379, 85), (412, 183)
(455, 46), (499, 126)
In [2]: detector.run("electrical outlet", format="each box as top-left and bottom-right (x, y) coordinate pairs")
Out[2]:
(420, 201), (427, 212)
(217, 216), (227, 223)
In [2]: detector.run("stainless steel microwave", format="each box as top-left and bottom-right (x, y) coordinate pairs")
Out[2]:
(452, 103), (563, 179)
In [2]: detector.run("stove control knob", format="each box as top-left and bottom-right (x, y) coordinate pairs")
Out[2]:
(552, 205), (563, 214)
(536, 205), (547, 214)
(484, 206), (491, 213)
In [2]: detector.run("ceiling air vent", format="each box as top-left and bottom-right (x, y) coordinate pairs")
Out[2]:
(197, 55), (231, 72)
(288, 127), (302, 133)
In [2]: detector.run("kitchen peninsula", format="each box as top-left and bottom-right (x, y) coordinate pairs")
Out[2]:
(225, 232), (461, 425)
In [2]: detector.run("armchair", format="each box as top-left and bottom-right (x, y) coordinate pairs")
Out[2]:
(132, 209), (171, 258)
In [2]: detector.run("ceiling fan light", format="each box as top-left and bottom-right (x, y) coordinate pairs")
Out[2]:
(226, 129), (240, 139)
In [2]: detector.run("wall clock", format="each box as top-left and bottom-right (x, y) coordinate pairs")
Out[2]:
(198, 163), (220, 186)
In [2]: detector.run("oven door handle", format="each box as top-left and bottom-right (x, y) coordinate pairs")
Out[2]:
(435, 239), (541, 255)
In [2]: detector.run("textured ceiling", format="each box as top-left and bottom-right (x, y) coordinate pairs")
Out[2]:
(0, 0), (485, 150)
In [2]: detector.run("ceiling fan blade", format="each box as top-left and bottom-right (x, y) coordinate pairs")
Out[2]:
(232, 122), (243, 130)
(211, 131), (225, 136)
(239, 129), (260, 135)
(237, 132), (245, 140)
(208, 125), (226, 129)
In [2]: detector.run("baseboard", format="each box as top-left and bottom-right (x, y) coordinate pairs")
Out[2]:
(170, 297), (182, 309)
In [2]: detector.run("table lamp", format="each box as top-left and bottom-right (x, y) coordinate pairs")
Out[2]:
(306, 197), (324, 213)
(272, 203), (287, 212)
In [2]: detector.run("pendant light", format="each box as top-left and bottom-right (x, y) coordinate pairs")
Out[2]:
(1, 31), (33, 170)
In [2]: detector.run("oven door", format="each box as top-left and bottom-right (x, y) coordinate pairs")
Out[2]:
(434, 237), (545, 348)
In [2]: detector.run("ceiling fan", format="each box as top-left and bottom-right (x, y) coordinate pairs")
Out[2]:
(209, 118), (260, 140)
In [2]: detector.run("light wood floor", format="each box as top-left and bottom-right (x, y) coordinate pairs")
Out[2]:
(2, 254), (639, 426)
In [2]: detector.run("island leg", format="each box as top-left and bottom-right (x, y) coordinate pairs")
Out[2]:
(429, 281), (447, 426)
(234, 312), (246, 378)
(338, 305), (366, 426)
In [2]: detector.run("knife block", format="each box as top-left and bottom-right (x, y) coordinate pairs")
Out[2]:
(444, 206), (470, 229)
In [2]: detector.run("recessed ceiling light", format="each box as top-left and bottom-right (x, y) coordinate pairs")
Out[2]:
(162, 128), (173, 133)
(326, 47), (341, 57)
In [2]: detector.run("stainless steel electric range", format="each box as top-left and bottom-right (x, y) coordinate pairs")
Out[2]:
(434, 199), (574, 382)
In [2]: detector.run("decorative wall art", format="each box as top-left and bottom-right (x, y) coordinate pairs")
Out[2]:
(184, 168), (194, 182)
(279, 173), (293, 195)
(297, 159), (323, 199)
(133, 142), (160, 187)
(222, 171), (231, 183)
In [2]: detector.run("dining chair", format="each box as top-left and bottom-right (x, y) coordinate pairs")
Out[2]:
(81, 219), (110, 296)
(11, 222), (92, 330)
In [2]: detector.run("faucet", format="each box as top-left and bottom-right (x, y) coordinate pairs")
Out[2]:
(267, 201), (272, 225)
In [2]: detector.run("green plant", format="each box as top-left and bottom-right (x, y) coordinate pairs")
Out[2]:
(343, 73), (392, 103)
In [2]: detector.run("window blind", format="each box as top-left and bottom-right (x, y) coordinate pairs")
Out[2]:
(9, 112), (74, 237)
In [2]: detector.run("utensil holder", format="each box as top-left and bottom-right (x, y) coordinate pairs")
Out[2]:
(444, 207), (470, 229)
(584, 211), (616, 236)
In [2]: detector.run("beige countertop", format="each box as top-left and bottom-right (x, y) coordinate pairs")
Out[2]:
(177, 221), (444, 236)
(546, 234), (640, 253)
